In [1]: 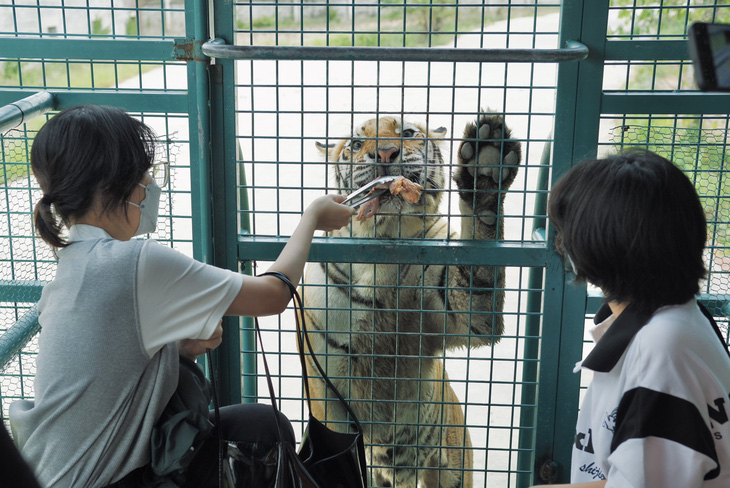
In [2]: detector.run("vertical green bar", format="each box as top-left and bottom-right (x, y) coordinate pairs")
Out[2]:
(210, 0), (243, 406)
(516, 140), (551, 487)
(184, 0), (244, 404)
(553, 0), (609, 477)
(530, 0), (609, 483)
(238, 146), (257, 403)
(184, 0), (212, 264)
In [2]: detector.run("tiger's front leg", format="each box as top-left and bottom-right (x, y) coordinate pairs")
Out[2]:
(447, 112), (522, 348)
(420, 361), (473, 488)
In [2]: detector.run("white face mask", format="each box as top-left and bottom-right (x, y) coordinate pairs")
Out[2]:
(127, 181), (161, 236)
(566, 254), (578, 275)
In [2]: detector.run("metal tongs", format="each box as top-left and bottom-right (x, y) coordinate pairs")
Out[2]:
(342, 175), (397, 208)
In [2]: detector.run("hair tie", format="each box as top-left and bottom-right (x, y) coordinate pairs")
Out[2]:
(41, 193), (54, 205)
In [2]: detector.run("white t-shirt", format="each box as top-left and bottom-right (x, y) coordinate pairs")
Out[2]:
(69, 225), (244, 356)
(571, 300), (730, 487)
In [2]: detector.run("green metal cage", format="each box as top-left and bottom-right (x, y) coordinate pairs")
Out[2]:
(1, 1), (729, 486)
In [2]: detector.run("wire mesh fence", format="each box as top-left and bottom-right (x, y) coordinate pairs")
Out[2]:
(1, 0), (730, 486)
(1, 128), (48, 431)
(232, 3), (561, 486)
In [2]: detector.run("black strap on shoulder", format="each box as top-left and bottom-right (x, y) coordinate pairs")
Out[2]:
(698, 301), (730, 358)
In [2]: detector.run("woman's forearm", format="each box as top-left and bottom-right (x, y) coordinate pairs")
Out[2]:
(268, 211), (318, 287)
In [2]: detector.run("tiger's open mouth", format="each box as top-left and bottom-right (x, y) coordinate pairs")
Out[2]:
(356, 176), (423, 221)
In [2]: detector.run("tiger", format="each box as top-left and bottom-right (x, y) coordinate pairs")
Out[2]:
(299, 112), (521, 488)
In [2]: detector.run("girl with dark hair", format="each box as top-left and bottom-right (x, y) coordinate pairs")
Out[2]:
(9, 105), (356, 488)
(532, 149), (730, 487)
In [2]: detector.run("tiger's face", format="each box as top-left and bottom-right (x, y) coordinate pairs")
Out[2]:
(317, 117), (447, 227)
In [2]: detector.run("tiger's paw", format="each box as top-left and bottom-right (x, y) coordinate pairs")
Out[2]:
(453, 112), (521, 226)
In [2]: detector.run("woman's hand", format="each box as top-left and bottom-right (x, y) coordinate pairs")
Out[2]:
(304, 194), (356, 232)
(177, 320), (224, 361)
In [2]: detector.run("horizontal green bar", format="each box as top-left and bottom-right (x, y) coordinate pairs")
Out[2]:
(0, 305), (40, 370)
(0, 38), (179, 61)
(604, 40), (690, 61)
(203, 39), (589, 63)
(0, 89), (188, 114)
(0, 280), (46, 303)
(586, 292), (604, 314)
(601, 92), (730, 115)
(239, 236), (548, 266)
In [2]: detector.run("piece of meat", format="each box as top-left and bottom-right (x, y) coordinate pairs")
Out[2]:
(355, 176), (423, 221)
(357, 196), (380, 220)
(387, 175), (423, 203)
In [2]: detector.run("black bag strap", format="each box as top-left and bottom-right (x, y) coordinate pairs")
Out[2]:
(698, 301), (730, 358)
(258, 271), (364, 435)
(206, 320), (293, 439)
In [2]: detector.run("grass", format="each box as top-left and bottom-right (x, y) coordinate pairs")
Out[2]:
(1, 60), (160, 92)
(234, 5), (559, 47)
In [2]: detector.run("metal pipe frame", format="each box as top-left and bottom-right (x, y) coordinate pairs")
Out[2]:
(202, 39), (589, 63)
(0, 91), (55, 134)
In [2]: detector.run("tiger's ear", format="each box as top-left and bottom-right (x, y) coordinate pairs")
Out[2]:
(430, 126), (447, 139)
(315, 141), (335, 155)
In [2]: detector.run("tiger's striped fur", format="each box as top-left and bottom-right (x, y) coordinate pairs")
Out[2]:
(301, 113), (521, 487)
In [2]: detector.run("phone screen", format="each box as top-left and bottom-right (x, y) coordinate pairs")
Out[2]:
(688, 22), (730, 92)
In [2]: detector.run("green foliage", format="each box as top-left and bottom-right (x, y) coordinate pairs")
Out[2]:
(252, 15), (277, 29)
(608, 2), (730, 90)
(0, 162), (30, 187)
(612, 0), (730, 38)
(235, 1), (517, 47)
(0, 61), (147, 92)
(406, 0), (455, 34)
(91, 17), (111, 38)
(237, 14), (304, 31)
(125, 16), (138, 37)
(2, 62), (19, 84)
(319, 32), (436, 48)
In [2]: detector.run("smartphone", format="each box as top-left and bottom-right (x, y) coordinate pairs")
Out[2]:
(688, 22), (730, 92)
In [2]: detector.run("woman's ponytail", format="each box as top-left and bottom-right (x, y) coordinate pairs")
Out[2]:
(33, 195), (67, 249)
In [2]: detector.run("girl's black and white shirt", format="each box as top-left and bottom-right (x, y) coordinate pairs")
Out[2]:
(571, 300), (730, 488)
